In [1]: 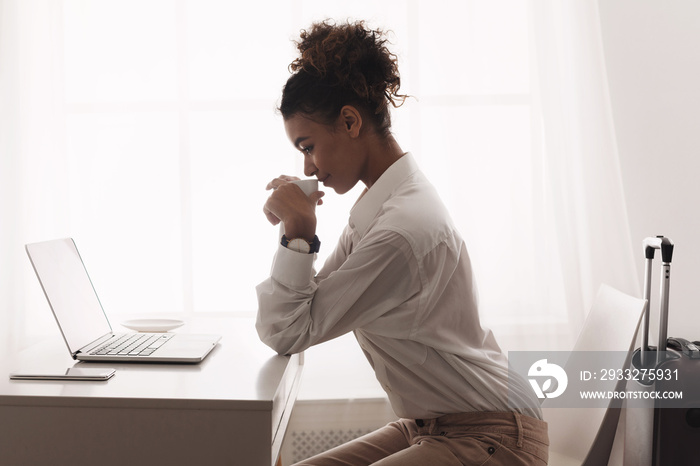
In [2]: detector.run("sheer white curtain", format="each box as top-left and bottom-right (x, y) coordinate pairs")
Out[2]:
(0, 0), (638, 365)
(1, 0), (68, 352)
(529, 0), (640, 342)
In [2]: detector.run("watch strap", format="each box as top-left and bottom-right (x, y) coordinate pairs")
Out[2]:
(281, 234), (321, 254)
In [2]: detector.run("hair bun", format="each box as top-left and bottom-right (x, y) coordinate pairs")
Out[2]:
(290, 20), (405, 116)
(280, 20), (407, 136)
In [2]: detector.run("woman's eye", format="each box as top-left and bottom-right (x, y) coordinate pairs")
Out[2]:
(301, 145), (313, 155)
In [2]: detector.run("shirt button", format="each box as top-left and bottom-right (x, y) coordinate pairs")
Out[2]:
(488, 446), (496, 454)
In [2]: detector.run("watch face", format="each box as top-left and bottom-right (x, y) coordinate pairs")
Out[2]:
(288, 238), (311, 253)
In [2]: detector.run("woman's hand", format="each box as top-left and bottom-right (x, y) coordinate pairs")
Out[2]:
(263, 176), (325, 241)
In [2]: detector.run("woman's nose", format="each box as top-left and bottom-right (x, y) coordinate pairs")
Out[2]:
(303, 157), (317, 177)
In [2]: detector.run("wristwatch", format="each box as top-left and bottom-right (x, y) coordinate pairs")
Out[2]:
(281, 235), (321, 254)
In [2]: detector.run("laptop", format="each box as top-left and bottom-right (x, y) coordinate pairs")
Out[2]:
(25, 238), (221, 363)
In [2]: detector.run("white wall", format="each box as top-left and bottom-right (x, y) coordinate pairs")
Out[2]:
(599, 0), (700, 343)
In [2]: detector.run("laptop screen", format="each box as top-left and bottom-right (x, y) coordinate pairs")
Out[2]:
(26, 238), (112, 355)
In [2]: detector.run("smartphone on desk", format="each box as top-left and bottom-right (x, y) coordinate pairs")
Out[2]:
(10, 367), (116, 381)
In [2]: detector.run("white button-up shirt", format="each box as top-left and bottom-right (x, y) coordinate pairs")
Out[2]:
(256, 153), (541, 420)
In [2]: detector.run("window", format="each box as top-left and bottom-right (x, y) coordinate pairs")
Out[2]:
(25, 0), (563, 348)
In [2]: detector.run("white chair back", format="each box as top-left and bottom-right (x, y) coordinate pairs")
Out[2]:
(543, 284), (646, 465)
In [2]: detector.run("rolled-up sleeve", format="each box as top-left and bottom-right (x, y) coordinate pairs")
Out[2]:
(255, 228), (420, 355)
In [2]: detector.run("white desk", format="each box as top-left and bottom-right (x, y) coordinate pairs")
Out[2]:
(0, 317), (303, 466)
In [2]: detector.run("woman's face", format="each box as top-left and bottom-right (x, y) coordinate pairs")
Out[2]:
(283, 111), (365, 195)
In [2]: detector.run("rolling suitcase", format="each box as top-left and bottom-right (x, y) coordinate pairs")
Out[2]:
(624, 236), (700, 465)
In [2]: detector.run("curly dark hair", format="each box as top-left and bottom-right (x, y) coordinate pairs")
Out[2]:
(279, 20), (407, 136)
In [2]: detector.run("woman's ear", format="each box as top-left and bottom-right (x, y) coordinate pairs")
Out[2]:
(339, 105), (363, 138)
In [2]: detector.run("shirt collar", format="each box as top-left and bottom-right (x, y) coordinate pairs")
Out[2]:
(349, 152), (419, 237)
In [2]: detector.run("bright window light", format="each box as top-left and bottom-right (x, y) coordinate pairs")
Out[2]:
(54, 0), (553, 330)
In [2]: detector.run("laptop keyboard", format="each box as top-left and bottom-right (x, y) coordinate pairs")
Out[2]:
(90, 333), (174, 356)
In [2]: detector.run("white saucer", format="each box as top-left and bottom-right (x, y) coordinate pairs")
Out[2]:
(121, 319), (184, 333)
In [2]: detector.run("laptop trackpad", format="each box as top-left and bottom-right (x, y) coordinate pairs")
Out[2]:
(159, 335), (220, 358)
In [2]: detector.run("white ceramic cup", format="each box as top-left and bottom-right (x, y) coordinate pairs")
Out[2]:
(279, 179), (319, 236)
(290, 178), (319, 197)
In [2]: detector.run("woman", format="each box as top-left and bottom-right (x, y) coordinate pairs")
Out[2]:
(257, 20), (548, 465)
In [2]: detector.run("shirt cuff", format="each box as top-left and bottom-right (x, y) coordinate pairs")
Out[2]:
(271, 243), (315, 289)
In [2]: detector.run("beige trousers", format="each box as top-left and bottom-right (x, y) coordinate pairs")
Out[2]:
(293, 411), (549, 466)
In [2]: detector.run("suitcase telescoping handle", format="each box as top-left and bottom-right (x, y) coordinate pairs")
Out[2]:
(642, 236), (674, 366)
